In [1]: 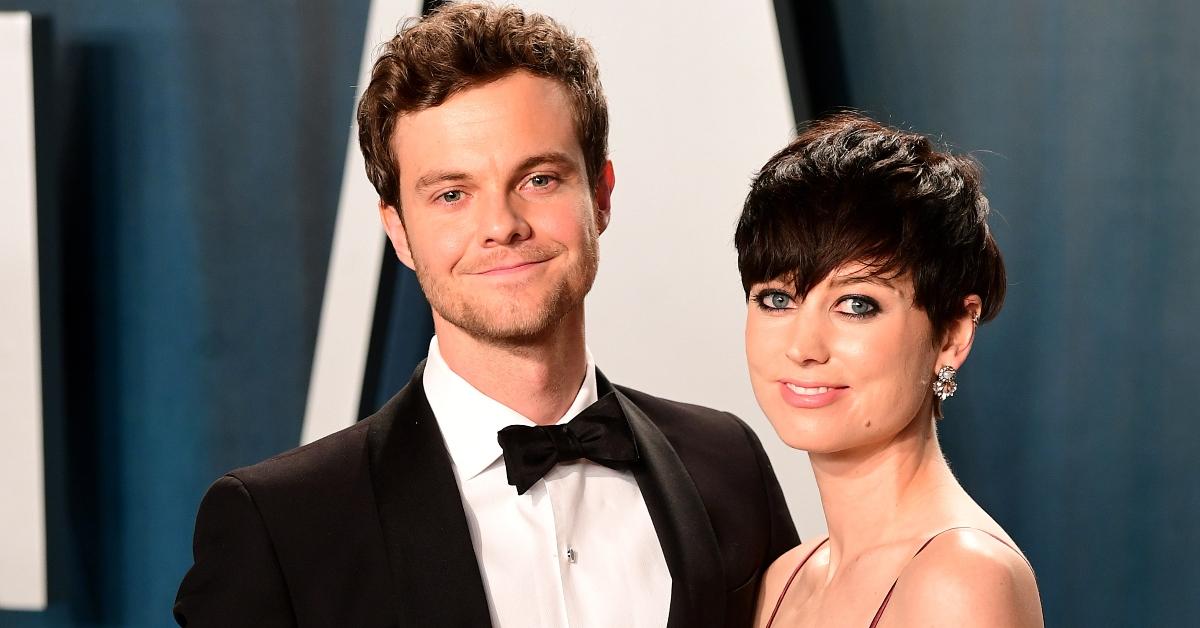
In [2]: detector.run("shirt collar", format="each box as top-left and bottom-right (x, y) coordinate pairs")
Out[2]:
(422, 335), (599, 481)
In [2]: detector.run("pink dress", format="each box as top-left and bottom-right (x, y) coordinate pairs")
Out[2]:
(764, 527), (1028, 628)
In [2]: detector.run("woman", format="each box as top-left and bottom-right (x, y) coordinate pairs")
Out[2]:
(737, 113), (1043, 627)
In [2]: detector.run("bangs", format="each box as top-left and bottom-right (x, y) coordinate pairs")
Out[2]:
(735, 180), (917, 299)
(735, 112), (1007, 348)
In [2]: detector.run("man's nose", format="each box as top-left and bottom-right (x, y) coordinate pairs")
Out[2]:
(478, 192), (532, 246)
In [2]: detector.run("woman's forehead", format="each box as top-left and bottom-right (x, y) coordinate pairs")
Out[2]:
(765, 260), (913, 294)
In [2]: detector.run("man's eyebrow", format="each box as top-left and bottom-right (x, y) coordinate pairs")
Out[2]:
(514, 151), (579, 175)
(414, 170), (470, 193)
(413, 153), (579, 193)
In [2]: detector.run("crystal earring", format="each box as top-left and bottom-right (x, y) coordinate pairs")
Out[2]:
(933, 365), (958, 401)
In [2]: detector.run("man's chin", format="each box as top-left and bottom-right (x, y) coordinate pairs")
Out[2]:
(434, 301), (575, 345)
(423, 267), (596, 345)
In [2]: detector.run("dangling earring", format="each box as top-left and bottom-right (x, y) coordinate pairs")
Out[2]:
(933, 365), (958, 401)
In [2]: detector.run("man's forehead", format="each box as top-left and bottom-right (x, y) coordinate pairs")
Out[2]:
(388, 72), (585, 181)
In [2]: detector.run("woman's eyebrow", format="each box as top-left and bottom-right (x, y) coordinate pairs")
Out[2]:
(829, 274), (897, 291)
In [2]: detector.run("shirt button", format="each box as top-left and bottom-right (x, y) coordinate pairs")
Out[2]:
(566, 547), (578, 564)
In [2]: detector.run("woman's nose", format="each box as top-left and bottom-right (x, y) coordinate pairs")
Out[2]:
(784, 314), (831, 365)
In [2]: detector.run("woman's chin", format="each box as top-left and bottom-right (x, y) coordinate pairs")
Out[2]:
(770, 420), (896, 457)
(769, 423), (845, 454)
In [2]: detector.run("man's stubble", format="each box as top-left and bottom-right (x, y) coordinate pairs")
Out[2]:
(413, 226), (600, 347)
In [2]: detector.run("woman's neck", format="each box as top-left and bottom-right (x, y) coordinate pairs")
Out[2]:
(808, 412), (963, 577)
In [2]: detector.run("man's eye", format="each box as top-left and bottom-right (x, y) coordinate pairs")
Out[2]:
(439, 190), (462, 203)
(754, 290), (794, 311)
(529, 175), (553, 188)
(835, 296), (879, 318)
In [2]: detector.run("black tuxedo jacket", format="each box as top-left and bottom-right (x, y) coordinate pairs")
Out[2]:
(175, 365), (798, 627)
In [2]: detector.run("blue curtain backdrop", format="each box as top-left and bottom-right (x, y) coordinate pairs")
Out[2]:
(795, 2), (1200, 626)
(1, 2), (377, 625)
(2, 1), (1196, 626)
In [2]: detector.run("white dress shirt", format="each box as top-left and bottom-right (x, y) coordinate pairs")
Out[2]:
(422, 336), (672, 628)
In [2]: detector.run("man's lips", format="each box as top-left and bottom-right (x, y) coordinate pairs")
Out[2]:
(777, 380), (849, 409)
(473, 259), (548, 275)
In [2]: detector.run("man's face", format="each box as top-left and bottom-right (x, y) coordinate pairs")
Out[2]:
(382, 71), (612, 345)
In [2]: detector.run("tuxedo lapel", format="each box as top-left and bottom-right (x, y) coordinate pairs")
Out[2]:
(366, 362), (493, 628)
(600, 373), (726, 628)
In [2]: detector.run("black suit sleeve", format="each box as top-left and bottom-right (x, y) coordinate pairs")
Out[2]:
(737, 416), (800, 563)
(174, 474), (297, 627)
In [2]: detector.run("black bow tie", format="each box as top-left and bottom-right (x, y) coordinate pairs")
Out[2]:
(497, 393), (640, 495)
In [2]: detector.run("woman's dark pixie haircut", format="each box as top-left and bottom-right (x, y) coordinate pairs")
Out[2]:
(735, 112), (1006, 340)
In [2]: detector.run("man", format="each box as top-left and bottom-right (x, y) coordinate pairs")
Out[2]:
(174, 4), (796, 627)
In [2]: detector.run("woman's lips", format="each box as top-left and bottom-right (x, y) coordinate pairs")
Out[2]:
(778, 381), (848, 409)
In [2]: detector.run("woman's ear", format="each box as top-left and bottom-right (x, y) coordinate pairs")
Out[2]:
(936, 295), (983, 370)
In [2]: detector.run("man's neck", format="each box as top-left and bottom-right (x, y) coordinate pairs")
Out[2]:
(433, 309), (589, 426)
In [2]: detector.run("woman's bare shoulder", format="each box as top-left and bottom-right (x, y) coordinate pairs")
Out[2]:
(883, 528), (1043, 627)
(752, 535), (828, 628)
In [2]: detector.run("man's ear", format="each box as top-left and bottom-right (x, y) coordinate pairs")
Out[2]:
(378, 200), (415, 271)
(593, 160), (615, 235)
(936, 295), (983, 370)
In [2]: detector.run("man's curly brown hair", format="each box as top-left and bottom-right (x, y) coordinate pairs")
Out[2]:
(357, 2), (609, 213)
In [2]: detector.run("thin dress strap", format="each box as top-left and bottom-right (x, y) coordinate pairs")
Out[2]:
(764, 537), (829, 628)
(868, 527), (1029, 628)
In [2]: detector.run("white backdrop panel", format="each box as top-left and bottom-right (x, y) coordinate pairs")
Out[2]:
(302, 0), (423, 445)
(0, 11), (47, 612)
(306, 0), (826, 538)
(519, 0), (825, 538)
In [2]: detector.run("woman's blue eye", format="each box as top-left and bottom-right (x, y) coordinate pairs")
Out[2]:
(755, 290), (794, 310)
(837, 296), (879, 317)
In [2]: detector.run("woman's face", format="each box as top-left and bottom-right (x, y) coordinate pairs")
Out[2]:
(745, 263), (960, 454)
